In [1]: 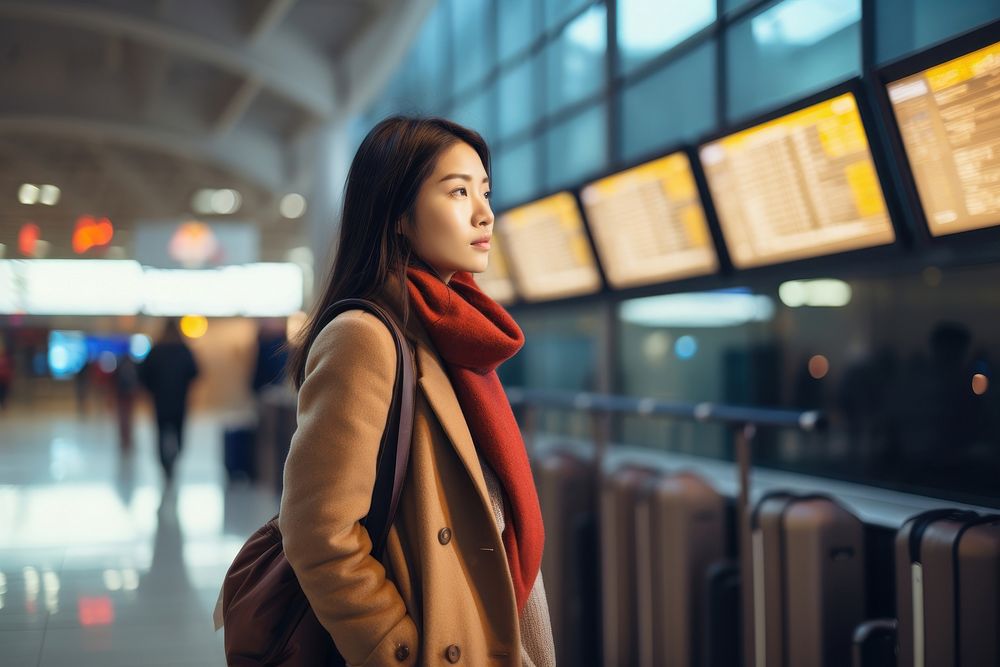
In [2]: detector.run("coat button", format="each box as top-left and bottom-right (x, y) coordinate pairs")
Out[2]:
(438, 527), (452, 545)
(395, 644), (410, 661)
(445, 644), (461, 663)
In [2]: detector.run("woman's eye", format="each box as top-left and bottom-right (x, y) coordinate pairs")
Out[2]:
(484, 191), (491, 200)
(452, 187), (468, 197)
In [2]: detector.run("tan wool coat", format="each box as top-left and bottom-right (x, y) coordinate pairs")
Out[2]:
(278, 281), (539, 667)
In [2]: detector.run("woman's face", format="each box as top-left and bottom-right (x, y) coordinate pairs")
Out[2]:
(402, 141), (493, 283)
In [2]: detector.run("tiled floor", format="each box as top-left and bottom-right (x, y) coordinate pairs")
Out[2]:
(0, 403), (279, 666)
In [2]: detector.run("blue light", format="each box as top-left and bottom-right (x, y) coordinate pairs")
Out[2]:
(675, 335), (698, 360)
(48, 331), (87, 378)
(129, 334), (152, 361)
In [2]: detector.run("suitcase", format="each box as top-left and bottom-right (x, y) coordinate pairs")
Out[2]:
(532, 448), (601, 667)
(749, 492), (866, 667)
(224, 426), (257, 481)
(852, 618), (897, 667)
(704, 560), (741, 667)
(635, 471), (727, 667)
(895, 509), (1000, 667)
(600, 464), (658, 667)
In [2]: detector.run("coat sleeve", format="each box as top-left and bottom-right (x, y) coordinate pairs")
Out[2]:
(278, 310), (418, 667)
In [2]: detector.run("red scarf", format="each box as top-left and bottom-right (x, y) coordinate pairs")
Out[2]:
(405, 265), (544, 615)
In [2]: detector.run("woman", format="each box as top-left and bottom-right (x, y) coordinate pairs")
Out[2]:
(279, 116), (556, 667)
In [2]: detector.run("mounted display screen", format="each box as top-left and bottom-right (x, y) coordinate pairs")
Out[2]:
(496, 192), (602, 302)
(579, 152), (718, 288)
(699, 92), (895, 268)
(886, 39), (1000, 237)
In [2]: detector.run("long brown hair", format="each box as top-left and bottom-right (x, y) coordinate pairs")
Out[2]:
(286, 115), (491, 389)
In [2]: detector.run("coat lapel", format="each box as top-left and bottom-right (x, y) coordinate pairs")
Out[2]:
(371, 278), (495, 517)
(413, 342), (493, 514)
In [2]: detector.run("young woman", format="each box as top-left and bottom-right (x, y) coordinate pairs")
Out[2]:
(279, 117), (556, 667)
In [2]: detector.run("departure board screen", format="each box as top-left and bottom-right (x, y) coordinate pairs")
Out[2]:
(887, 40), (1000, 237)
(699, 92), (895, 268)
(496, 192), (602, 302)
(579, 153), (718, 288)
(475, 240), (517, 305)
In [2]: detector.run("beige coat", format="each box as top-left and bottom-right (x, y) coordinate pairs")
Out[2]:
(278, 281), (526, 666)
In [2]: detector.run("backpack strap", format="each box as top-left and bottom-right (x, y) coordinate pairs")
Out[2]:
(316, 298), (416, 559)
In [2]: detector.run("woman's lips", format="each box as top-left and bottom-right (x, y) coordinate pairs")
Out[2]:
(472, 240), (490, 250)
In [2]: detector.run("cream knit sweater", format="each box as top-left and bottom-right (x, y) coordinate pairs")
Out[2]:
(478, 454), (557, 667)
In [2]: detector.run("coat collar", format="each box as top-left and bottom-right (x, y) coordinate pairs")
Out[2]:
(373, 275), (493, 512)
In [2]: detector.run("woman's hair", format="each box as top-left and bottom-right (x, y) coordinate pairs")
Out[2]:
(286, 115), (491, 389)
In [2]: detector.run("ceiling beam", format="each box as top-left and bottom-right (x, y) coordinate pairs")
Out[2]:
(0, 1), (334, 120)
(213, 76), (263, 136)
(0, 114), (287, 194)
(246, 0), (298, 43)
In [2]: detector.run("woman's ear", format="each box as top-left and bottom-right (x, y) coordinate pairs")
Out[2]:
(398, 213), (417, 242)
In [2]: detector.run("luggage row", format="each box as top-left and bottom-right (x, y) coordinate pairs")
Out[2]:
(532, 446), (1000, 667)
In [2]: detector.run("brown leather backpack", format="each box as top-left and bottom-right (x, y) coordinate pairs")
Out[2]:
(220, 299), (416, 666)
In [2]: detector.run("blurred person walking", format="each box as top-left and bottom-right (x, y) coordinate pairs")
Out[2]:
(139, 319), (199, 481)
(0, 341), (12, 410)
(113, 354), (141, 452)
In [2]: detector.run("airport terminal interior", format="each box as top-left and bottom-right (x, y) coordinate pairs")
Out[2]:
(2, 0), (1000, 665)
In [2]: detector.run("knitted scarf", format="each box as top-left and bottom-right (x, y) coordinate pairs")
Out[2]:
(405, 265), (544, 615)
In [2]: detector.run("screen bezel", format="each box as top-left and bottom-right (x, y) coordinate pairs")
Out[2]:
(695, 77), (908, 273)
(870, 18), (1000, 248)
(493, 188), (607, 305)
(574, 144), (726, 291)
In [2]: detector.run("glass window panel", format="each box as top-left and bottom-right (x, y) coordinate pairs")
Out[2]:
(545, 4), (607, 115)
(724, 0), (760, 13)
(499, 55), (538, 140)
(409, 2), (448, 101)
(494, 140), (541, 209)
(499, 305), (602, 440)
(451, 89), (494, 144)
(876, 0), (1000, 64)
(451, 0), (493, 95)
(499, 0), (538, 63)
(617, 0), (716, 73)
(543, 0), (593, 31)
(544, 103), (608, 190)
(726, 0), (861, 122)
(617, 264), (1000, 508)
(621, 41), (717, 162)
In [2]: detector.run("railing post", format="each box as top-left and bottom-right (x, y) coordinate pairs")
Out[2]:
(736, 422), (757, 667)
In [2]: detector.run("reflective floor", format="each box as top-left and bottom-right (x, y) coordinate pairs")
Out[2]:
(0, 403), (278, 666)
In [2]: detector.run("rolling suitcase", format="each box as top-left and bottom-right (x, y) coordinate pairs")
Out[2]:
(750, 492), (866, 667)
(532, 448), (601, 667)
(634, 471), (726, 667)
(224, 426), (257, 481)
(600, 464), (658, 667)
(895, 509), (1000, 667)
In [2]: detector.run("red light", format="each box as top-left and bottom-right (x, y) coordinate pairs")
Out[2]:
(72, 216), (114, 254)
(18, 223), (40, 256)
(77, 595), (115, 626)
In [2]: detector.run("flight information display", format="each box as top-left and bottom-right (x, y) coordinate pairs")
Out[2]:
(496, 192), (602, 302)
(580, 152), (718, 288)
(475, 240), (517, 305)
(887, 39), (1000, 237)
(699, 92), (895, 268)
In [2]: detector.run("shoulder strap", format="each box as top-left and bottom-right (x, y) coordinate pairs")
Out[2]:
(317, 298), (416, 559)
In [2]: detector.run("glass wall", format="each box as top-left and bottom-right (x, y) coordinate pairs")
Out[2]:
(354, 0), (1000, 504)
(360, 0), (996, 216)
(726, 0), (862, 122)
(616, 264), (1000, 506)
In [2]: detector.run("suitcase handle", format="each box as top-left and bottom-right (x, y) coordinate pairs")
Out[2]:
(852, 618), (897, 667)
